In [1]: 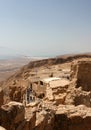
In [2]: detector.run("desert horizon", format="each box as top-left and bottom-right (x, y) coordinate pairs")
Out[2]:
(0, 0), (91, 130)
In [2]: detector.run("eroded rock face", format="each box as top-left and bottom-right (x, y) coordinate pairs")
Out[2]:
(0, 101), (25, 130)
(9, 85), (25, 103)
(65, 87), (91, 107)
(0, 101), (37, 130)
(35, 110), (55, 130)
(24, 107), (36, 130)
(1, 59), (91, 130)
(74, 90), (91, 107)
(66, 60), (91, 107)
(0, 88), (4, 107)
(71, 60), (91, 91)
(45, 79), (69, 105)
(54, 105), (91, 130)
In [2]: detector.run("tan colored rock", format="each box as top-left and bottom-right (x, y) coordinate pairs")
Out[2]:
(73, 90), (91, 107)
(24, 107), (36, 130)
(14, 107), (36, 130)
(35, 110), (54, 130)
(71, 60), (91, 91)
(9, 86), (24, 102)
(54, 93), (67, 105)
(0, 126), (6, 130)
(46, 79), (69, 105)
(55, 105), (91, 130)
(0, 101), (25, 130)
(65, 87), (91, 107)
(1, 58), (91, 130)
(46, 87), (54, 101)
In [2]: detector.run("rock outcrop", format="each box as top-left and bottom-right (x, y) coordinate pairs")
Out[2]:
(0, 101), (37, 130)
(24, 107), (36, 130)
(35, 110), (55, 130)
(0, 88), (4, 107)
(45, 79), (69, 105)
(54, 105), (91, 130)
(0, 102), (25, 130)
(1, 57), (91, 130)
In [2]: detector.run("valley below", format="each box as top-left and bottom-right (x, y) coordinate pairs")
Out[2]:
(0, 57), (37, 81)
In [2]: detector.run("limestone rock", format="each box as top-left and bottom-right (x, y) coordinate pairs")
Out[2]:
(35, 110), (55, 130)
(65, 87), (91, 107)
(45, 79), (69, 105)
(55, 105), (91, 130)
(24, 107), (36, 130)
(0, 101), (25, 130)
(71, 60), (91, 91)
(9, 85), (25, 102)
(1, 58), (91, 130)
(13, 107), (36, 130)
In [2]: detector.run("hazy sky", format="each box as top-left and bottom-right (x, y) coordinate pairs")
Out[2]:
(0, 0), (91, 57)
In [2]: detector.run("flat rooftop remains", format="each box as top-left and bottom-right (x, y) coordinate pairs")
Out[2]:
(41, 77), (61, 83)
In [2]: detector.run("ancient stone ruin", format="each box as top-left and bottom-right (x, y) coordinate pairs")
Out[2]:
(0, 59), (91, 130)
(71, 60), (91, 91)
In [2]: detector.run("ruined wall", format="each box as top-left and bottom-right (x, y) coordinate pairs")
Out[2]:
(71, 60), (91, 91)
(32, 82), (46, 98)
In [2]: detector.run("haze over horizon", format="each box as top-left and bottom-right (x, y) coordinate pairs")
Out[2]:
(0, 0), (91, 57)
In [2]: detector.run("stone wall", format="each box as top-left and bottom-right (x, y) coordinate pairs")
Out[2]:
(71, 60), (91, 91)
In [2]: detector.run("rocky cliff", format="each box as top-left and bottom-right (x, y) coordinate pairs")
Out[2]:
(0, 55), (91, 130)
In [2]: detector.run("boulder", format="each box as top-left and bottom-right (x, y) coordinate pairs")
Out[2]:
(0, 101), (25, 130)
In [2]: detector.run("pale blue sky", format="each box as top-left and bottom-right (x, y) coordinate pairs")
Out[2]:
(0, 0), (91, 57)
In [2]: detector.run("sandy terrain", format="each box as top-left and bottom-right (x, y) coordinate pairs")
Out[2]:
(0, 57), (32, 81)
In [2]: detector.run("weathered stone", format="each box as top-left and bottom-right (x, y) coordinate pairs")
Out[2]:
(1, 58), (91, 130)
(45, 79), (69, 104)
(35, 110), (55, 130)
(24, 107), (36, 130)
(54, 93), (67, 105)
(0, 88), (4, 107)
(0, 101), (25, 130)
(71, 60), (91, 91)
(54, 105), (91, 130)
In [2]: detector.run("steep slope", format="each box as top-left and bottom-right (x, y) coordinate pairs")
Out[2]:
(0, 53), (91, 104)
(0, 56), (91, 130)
